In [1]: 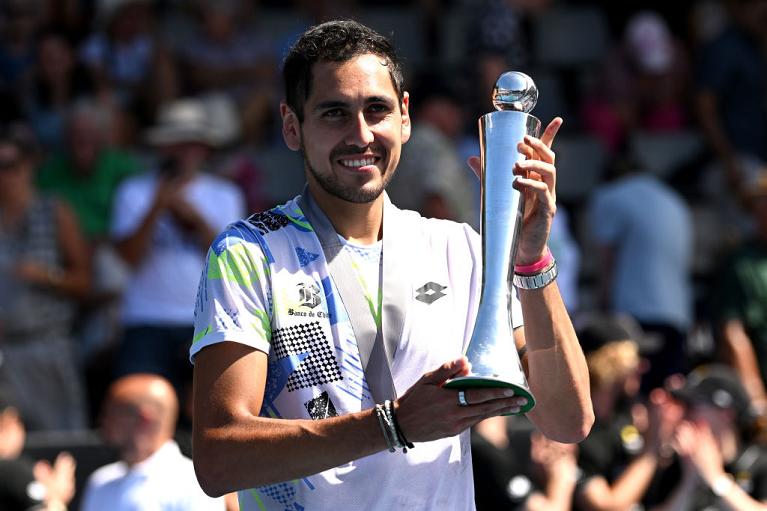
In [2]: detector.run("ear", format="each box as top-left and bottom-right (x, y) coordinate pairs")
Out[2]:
(280, 102), (302, 151)
(400, 92), (411, 144)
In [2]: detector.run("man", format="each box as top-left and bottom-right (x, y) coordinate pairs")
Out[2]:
(111, 98), (244, 407)
(572, 314), (683, 510)
(694, 0), (767, 191)
(654, 365), (767, 509)
(37, 99), (139, 242)
(80, 374), (223, 510)
(191, 19), (592, 510)
(588, 150), (693, 394)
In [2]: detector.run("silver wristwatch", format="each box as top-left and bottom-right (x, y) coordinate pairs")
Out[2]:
(513, 261), (558, 290)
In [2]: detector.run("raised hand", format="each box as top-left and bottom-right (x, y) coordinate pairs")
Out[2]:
(466, 117), (563, 265)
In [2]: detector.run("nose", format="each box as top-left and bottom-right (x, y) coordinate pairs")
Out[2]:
(345, 111), (375, 147)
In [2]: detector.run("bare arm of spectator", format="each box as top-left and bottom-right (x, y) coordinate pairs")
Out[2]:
(165, 195), (218, 250)
(525, 432), (578, 511)
(577, 389), (680, 511)
(15, 200), (91, 297)
(113, 178), (175, 267)
(655, 421), (767, 511)
(720, 319), (767, 412)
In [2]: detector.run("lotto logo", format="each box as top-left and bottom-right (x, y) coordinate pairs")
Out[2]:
(415, 282), (447, 304)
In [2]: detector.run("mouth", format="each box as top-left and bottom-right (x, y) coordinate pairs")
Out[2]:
(336, 154), (381, 172)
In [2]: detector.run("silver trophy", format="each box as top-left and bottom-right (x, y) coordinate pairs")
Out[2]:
(444, 72), (540, 414)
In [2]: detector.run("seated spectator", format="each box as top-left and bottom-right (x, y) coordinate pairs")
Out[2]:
(388, 79), (477, 226)
(694, 0), (767, 192)
(37, 98), (140, 417)
(37, 99), (139, 242)
(0, 125), (90, 431)
(20, 29), (95, 153)
(581, 11), (691, 153)
(111, 98), (244, 415)
(715, 167), (767, 412)
(79, 0), (176, 121)
(0, 384), (76, 511)
(0, 0), (44, 92)
(573, 313), (684, 510)
(654, 364), (767, 509)
(472, 416), (578, 510)
(177, 0), (275, 103)
(80, 373), (224, 510)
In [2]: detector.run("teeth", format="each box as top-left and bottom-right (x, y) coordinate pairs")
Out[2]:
(341, 158), (375, 167)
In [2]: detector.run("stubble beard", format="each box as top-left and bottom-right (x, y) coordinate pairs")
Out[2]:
(300, 141), (394, 204)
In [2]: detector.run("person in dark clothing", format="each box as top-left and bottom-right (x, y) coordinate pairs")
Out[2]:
(654, 364), (767, 510)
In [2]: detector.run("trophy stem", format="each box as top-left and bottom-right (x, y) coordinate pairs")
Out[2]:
(446, 108), (541, 416)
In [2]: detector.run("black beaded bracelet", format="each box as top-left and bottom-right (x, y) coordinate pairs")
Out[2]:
(385, 400), (414, 452)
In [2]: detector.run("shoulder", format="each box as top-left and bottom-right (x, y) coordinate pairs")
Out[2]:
(210, 219), (266, 255)
(86, 461), (127, 488)
(392, 201), (478, 240)
(197, 173), (242, 195)
(244, 197), (310, 239)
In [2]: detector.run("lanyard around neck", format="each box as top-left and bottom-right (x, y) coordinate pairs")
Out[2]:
(297, 187), (408, 403)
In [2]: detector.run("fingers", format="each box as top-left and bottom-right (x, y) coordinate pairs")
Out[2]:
(518, 134), (555, 164)
(458, 387), (529, 416)
(421, 357), (470, 385)
(540, 117), (563, 148)
(515, 160), (556, 193)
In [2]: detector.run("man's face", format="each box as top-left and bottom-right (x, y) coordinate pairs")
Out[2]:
(282, 53), (410, 204)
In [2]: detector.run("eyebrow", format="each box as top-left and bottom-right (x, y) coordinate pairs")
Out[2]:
(313, 96), (396, 112)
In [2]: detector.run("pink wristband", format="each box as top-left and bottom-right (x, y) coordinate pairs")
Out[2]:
(514, 247), (553, 274)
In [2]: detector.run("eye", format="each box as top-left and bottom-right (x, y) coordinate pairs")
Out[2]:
(321, 108), (346, 119)
(368, 103), (391, 114)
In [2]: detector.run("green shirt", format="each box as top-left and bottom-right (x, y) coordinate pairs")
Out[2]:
(37, 149), (139, 239)
(718, 240), (767, 381)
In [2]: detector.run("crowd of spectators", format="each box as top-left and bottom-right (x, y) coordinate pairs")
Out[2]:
(1, 0), (766, 509)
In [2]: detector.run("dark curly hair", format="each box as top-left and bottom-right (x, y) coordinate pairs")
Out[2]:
(282, 19), (404, 122)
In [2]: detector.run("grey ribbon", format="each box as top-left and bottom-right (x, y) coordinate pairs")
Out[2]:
(297, 187), (408, 403)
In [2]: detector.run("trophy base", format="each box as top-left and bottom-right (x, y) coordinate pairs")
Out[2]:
(444, 376), (536, 415)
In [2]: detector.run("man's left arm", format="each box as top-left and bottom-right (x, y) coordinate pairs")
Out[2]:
(515, 283), (592, 443)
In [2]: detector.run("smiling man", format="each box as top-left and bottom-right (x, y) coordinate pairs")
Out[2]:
(190, 19), (592, 511)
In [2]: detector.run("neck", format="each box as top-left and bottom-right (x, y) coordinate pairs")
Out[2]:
(124, 437), (168, 467)
(308, 182), (384, 245)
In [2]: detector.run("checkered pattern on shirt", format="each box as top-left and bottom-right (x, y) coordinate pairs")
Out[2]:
(272, 321), (343, 391)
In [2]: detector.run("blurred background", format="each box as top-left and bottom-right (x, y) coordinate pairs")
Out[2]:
(1, 0), (766, 509)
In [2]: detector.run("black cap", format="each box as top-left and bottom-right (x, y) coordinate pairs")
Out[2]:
(576, 313), (648, 354)
(672, 364), (752, 417)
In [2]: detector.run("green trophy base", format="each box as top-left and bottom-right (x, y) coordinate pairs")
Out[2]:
(444, 376), (536, 415)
